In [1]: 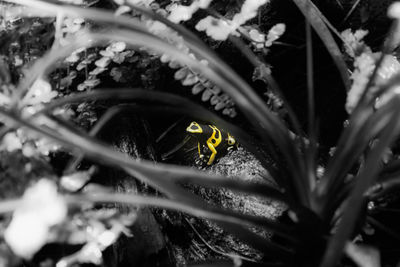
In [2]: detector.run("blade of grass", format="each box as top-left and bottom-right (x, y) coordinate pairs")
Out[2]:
(69, 192), (283, 236)
(305, 6), (318, 195)
(319, 99), (400, 267)
(292, 0), (350, 89)
(366, 216), (400, 241)
(367, 174), (400, 199)
(187, 260), (285, 267)
(346, 20), (399, 116)
(318, 98), (400, 217)
(0, 199), (21, 214)
(317, 66), (400, 193)
(342, 0), (362, 24)
(227, 35), (309, 202)
(379, 158), (400, 175)
(156, 117), (184, 143)
(371, 73), (400, 106)
(317, 67), (400, 215)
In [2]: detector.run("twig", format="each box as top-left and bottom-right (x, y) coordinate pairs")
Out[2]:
(342, 0), (362, 24)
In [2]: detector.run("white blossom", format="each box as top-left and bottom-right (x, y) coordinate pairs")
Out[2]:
(168, 5), (197, 23)
(374, 55), (400, 108)
(388, 2), (400, 19)
(249, 29), (265, 43)
(265, 23), (285, 47)
(195, 16), (233, 41)
(0, 132), (23, 152)
(61, 171), (91, 192)
(232, 0), (268, 26)
(22, 78), (57, 106)
(346, 52), (376, 113)
(168, 0), (213, 23)
(346, 53), (400, 113)
(341, 29), (370, 58)
(5, 179), (67, 259)
(195, 0), (269, 40)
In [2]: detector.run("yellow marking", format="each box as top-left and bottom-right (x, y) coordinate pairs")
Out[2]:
(186, 121), (203, 133)
(227, 133), (236, 146)
(206, 141), (217, 165)
(206, 125), (222, 165)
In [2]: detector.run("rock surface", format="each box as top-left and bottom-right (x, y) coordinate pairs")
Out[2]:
(162, 146), (286, 265)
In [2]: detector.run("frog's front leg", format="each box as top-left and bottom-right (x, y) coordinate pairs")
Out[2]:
(206, 140), (217, 165)
(197, 142), (204, 159)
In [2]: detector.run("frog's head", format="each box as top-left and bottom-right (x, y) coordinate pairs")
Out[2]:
(186, 121), (203, 134)
(226, 133), (236, 146)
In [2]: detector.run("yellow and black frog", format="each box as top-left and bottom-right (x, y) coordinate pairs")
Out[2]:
(186, 121), (236, 165)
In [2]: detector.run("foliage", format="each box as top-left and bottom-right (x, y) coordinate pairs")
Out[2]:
(1, 0), (400, 267)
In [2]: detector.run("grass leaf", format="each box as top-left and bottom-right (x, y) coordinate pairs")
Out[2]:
(292, 0), (350, 89)
(319, 97), (400, 267)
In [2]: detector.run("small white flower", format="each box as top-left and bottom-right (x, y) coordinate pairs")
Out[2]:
(56, 243), (103, 267)
(61, 171), (91, 192)
(232, 0), (269, 26)
(146, 20), (168, 34)
(5, 179), (67, 259)
(35, 137), (61, 156)
(265, 23), (285, 47)
(168, 5), (196, 23)
(249, 29), (265, 43)
(341, 29), (369, 58)
(97, 230), (118, 247)
(0, 132), (23, 152)
(195, 0), (269, 40)
(0, 86), (12, 105)
(346, 52), (376, 113)
(5, 214), (49, 259)
(115, 5), (132, 16)
(195, 16), (234, 41)
(22, 78), (57, 106)
(374, 55), (400, 108)
(346, 53), (400, 113)
(168, 0), (213, 23)
(388, 2), (400, 19)
(108, 41), (126, 53)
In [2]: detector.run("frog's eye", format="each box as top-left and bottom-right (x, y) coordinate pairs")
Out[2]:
(227, 134), (236, 146)
(186, 121), (203, 133)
